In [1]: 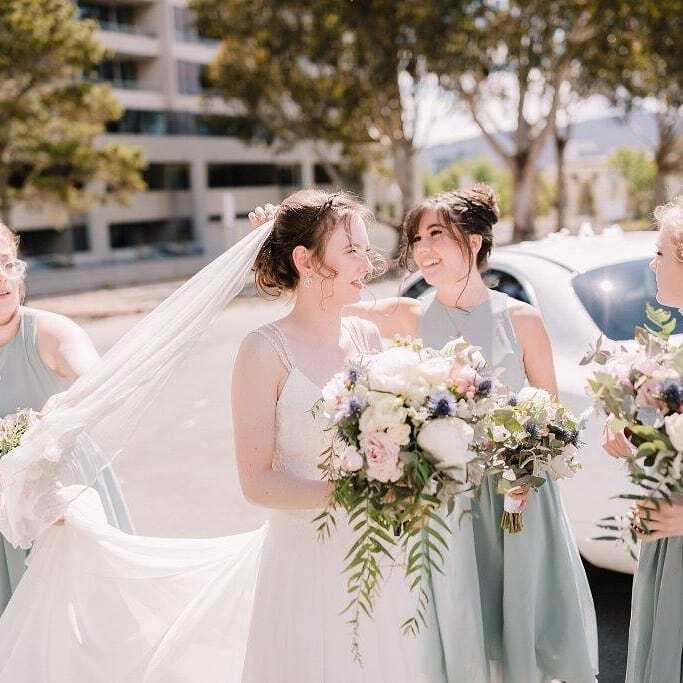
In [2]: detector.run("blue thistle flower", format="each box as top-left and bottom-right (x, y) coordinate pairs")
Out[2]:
(525, 422), (542, 440)
(660, 379), (683, 411)
(550, 424), (579, 445)
(476, 378), (493, 397)
(507, 395), (518, 407)
(427, 390), (457, 417)
(346, 397), (363, 418)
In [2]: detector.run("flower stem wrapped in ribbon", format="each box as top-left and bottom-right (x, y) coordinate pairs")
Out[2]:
(312, 335), (500, 657)
(583, 304), (683, 556)
(474, 387), (585, 534)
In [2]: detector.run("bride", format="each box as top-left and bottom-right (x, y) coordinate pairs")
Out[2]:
(0, 189), (488, 681)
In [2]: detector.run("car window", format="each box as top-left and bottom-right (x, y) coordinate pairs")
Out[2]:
(572, 258), (683, 340)
(483, 269), (531, 304)
(402, 269), (531, 305)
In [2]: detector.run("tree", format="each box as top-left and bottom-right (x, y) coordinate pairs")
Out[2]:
(190, 0), (450, 230)
(608, 147), (656, 219)
(0, 1), (146, 232)
(432, 1), (631, 242)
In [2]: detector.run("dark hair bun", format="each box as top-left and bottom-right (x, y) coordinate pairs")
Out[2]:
(459, 184), (499, 227)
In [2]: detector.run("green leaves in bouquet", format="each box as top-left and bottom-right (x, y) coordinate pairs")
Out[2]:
(643, 303), (677, 341)
(0, 410), (35, 458)
(580, 335), (612, 366)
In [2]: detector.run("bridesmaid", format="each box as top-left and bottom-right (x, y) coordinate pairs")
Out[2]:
(0, 223), (133, 614)
(249, 188), (598, 682)
(603, 196), (683, 683)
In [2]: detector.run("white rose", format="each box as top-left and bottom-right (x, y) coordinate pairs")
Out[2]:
(386, 422), (411, 446)
(414, 357), (452, 386)
(545, 444), (579, 480)
(664, 413), (683, 452)
(517, 387), (552, 408)
(359, 393), (407, 433)
(340, 445), (364, 472)
(417, 417), (475, 469)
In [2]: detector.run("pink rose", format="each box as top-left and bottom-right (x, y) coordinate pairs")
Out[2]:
(451, 365), (477, 398)
(635, 379), (665, 409)
(359, 431), (404, 483)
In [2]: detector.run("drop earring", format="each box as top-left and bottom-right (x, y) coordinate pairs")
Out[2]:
(303, 273), (313, 288)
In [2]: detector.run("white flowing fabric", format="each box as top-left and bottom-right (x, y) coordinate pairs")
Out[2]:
(0, 221), (275, 550)
(0, 219), (490, 681)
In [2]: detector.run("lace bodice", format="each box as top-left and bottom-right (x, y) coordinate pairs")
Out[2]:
(252, 318), (379, 482)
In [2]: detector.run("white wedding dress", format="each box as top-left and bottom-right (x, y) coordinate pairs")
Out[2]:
(0, 318), (462, 682)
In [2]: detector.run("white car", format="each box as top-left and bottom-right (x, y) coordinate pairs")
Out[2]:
(401, 229), (683, 574)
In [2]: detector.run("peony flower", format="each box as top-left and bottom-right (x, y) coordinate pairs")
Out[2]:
(517, 387), (553, 408)
(360, 431), (404, 482)
(417, 417), (475, 469)
(415, 357), (452, 386)
(340, 445), (364, 472)
(635, 379), (665, 410)
(664, 413), (683, 452)
(366, 347), (420, 395)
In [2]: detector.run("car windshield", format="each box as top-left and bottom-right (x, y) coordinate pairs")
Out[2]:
(572, 258), (683, 340)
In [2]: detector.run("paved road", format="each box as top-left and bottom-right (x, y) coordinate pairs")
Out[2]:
(78, 287), (632, 681)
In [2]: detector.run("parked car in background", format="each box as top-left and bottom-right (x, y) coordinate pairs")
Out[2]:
(401, 229), (683, 574)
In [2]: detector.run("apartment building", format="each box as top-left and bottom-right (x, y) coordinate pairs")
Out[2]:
(15, 0), (350, 294)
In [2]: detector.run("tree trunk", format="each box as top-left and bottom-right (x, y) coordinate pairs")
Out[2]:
(512, 153), (536, 242)
(653, 110), (679, 208)
(0, 179), (11, 226)
(554, 128), (569, 232)
(389, 140), (419, 259)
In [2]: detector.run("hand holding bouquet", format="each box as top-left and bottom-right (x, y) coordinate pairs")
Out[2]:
(313, 336), (499, 654)
(474, 387), (585, 533)
(583, 305), (683, 554)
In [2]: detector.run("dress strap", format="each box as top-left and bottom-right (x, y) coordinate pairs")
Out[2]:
(252, 323), (295, 371)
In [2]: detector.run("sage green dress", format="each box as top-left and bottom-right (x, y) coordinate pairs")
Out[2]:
(0, 306), (133, 614)
(419, 290), (598, 683)
(626, 527), (683, 680)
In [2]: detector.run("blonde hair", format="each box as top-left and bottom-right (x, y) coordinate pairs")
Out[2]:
(0, 222), (19, 258)
(654, 196), (683, 262)
(0, 222), (26, 302)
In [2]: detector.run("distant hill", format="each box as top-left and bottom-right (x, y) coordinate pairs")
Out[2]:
(420, 111), (669, 173)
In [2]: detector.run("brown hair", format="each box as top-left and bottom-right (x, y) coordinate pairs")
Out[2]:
(399, 184), (500, 272)
(253, 188), (377, 297)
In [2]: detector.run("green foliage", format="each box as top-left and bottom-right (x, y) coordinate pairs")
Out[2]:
(423, 157), (555, 218)
(608, 148), (656, 219)
(0, 1), (146, 224)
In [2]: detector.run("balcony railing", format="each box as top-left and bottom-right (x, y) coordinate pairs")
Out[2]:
(97, 20), (156, 38)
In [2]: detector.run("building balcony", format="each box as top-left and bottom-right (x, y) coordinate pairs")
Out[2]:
(96, 26), (160, 58)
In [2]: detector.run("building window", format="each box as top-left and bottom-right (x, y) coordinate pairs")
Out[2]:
(109, 218), (194, 249)
(277, 165), (302, 187)
(173, 6), (215, 43)
(95, 59), (139, 88)
(314, 164), (340, 184)
(143, 164), (191, 190)
(19, 225), (89, 257)
(208, 164), (284, 188)
(106, 110), (168, 134)
(176, 61), (212, 95)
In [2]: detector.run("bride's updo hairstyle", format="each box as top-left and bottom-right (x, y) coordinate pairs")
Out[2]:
(253, 188), (378, 297)
(399, 184), (500, 272)
(654, 196), (683, 263)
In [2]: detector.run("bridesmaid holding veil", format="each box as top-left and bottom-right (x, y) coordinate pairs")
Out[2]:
(603, 197), (683, 683)
(0, 223), (132, 614)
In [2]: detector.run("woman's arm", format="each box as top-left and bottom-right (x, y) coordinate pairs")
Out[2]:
(343, 298), (421, 339)
(507, 300), (558, 395)
(232, 331), (333, 510)
(36, 311), (100, 381)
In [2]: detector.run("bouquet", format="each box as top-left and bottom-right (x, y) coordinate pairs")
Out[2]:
(0, 410), (37, 459)
(474, 387), (585, 533)
(583, 305), (683, 555)
(313, 336), (500, 656)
